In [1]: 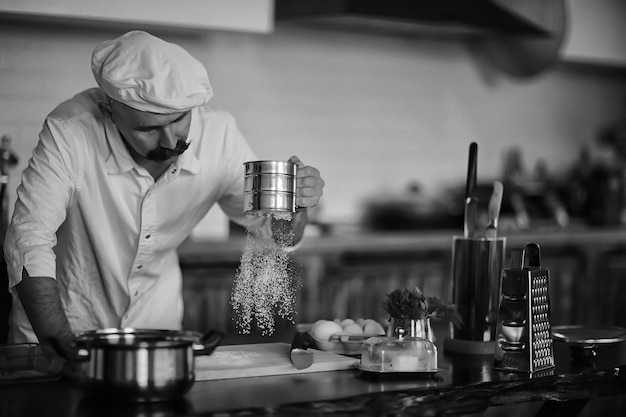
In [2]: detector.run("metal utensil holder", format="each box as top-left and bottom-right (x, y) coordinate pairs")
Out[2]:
(493, 243), (555, 373)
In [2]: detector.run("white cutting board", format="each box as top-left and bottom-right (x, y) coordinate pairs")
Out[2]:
(194, 342), (359, 381)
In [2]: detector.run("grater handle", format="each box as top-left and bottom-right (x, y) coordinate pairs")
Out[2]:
(523, 243), (541, 269)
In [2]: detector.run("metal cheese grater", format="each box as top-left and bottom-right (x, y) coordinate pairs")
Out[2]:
(493, 243), (555, 373)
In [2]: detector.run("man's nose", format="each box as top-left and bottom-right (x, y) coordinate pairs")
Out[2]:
(159, 125), (178, 149)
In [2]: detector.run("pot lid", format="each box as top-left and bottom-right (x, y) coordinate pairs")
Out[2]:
(75, 328), (203, 347)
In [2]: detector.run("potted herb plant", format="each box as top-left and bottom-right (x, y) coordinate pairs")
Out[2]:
(382, 287), (463, 342)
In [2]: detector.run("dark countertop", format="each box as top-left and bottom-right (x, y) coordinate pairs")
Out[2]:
(2, 337), (625, 416)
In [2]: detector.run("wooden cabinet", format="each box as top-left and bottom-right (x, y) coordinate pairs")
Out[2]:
(181, 262), (240, 335)
(179, 229), (626, 342)
(307, 250), (451, 323)
(591, 246), (626, 327)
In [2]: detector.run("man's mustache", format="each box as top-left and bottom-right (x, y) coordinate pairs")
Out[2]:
(146, 140), (190, 161)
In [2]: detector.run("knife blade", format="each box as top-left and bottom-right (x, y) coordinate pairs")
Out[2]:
(464, 196), (478, 238)
(290, 331), (313, 370)
(485, 181), (503, 239)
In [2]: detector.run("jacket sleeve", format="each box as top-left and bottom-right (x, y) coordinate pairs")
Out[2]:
(3, 116), (78, 287)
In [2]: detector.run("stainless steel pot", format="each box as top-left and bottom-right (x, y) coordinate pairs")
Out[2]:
(74, 328), (224, 402)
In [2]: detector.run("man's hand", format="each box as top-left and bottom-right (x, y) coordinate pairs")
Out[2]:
(16, 272), (79, 380)
(287, 156), (324, 210)
(40, 338), (79, 380)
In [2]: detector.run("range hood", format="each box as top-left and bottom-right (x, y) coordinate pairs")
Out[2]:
(275, 0), (552, 37)
(275, 0), (568, 78)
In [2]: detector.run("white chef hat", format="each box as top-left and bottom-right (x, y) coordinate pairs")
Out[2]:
(91, 30), (213, 114)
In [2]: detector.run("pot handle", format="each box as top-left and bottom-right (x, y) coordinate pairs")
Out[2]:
(76, 348), (91, 362)
(193, 329), (225, 356)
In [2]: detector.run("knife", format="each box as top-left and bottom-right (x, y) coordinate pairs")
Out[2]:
(485, 181), (505, 334)
(464, 142), (478, 238)
(464, 197), (478, 239)
(465, 142), (478, 201)
(290, 331), (314, 370)
(485, 181), (503, 239)
(329, 334), (381, 343)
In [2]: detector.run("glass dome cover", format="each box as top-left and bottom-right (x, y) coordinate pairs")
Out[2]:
(359, 330), (437, 373)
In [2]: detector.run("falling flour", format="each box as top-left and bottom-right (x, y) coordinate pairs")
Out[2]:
(231, 212), (302, 336)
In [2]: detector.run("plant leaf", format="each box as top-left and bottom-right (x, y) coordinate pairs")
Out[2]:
(383, 287), (463, 327)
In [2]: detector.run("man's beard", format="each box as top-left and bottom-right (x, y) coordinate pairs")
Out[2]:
(146, 140), (190, 161)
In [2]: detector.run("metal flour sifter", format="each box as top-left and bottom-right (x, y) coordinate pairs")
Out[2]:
(243, 160), (296, 215)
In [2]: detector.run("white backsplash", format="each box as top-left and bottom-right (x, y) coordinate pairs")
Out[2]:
(1, 20), (625, 225)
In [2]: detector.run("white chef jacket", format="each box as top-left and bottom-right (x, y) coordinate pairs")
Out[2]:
(4, 88), (257, 343)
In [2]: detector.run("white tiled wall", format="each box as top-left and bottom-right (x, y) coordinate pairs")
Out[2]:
(1, 20), (626, 228)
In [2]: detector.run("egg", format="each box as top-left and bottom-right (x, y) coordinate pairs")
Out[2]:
(340, 318), (355, 327)
(363, 321), (385, 335)
(311, 320), (343, 341)
(342, 323), (364, 335)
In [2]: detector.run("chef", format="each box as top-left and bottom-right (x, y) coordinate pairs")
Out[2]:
(3, 31), (324, 369)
